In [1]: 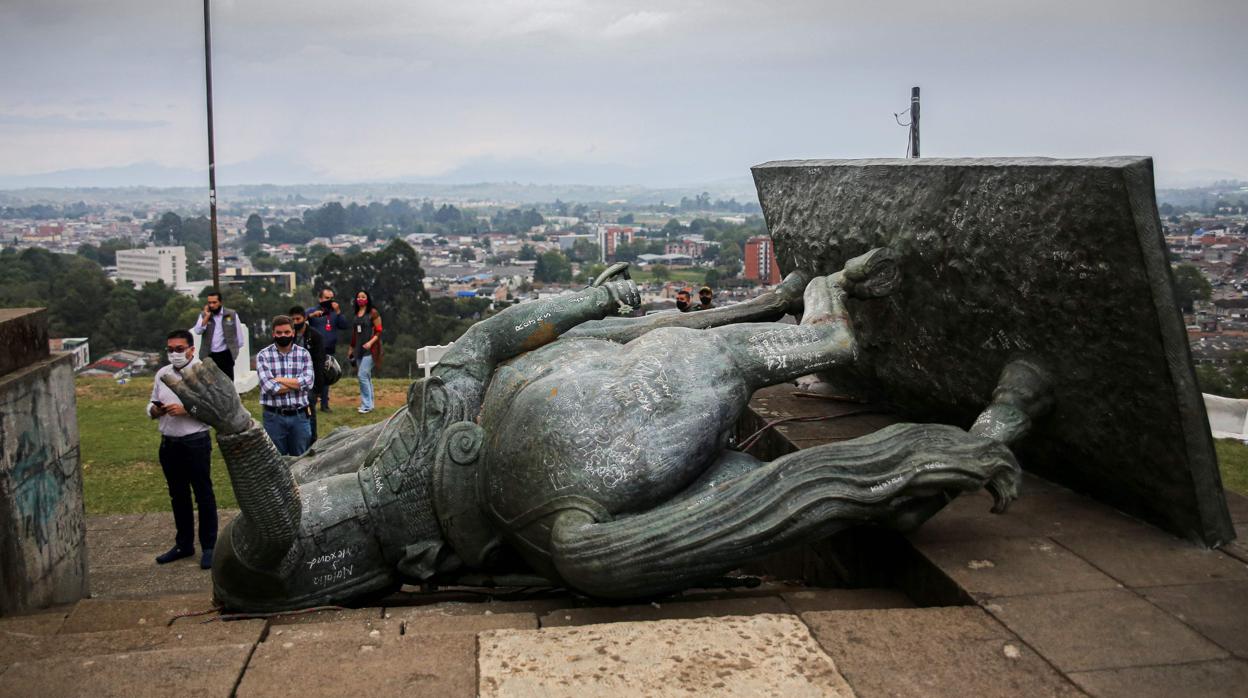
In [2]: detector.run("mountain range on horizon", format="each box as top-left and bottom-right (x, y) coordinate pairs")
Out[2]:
(0, 158), (1242, 211)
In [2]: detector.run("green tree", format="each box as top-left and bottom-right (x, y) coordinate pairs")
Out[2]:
(245, 213), (266, 243)
(518, 244), (538, 261)
(651, 265), (671, 281)
(1172, 264), (1211, 312)
(534, 250), (572, 283)
(152, 212), (183, 245)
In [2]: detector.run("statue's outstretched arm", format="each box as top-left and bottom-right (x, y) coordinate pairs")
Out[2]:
(437, 278), (641, 377)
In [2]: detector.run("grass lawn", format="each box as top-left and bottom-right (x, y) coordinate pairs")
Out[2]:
(77, 376), (410, 515)
(1214, 438), (1248, 495)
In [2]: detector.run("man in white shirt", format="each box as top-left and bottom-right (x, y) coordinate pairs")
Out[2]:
(190, 289), (245, 381)
(148, 329), (218, 569)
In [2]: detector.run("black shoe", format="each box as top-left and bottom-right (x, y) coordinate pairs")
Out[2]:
(320, 405), (331, 412)
(200, 548), (214, 570)
(156, 546), (193, 564)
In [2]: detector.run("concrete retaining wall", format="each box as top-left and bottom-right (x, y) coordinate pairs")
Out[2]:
(0, 309), (88, 614)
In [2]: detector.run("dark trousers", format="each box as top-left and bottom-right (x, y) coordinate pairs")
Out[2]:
(307, 400), (319, 444)
(263, 409), (312, 456)
(317, 347), (335, 408)
(158, 432), (217, 551)
(208, 350), (235, 380)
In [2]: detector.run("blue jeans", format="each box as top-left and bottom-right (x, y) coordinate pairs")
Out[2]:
(358, 354), (374, 411)
(263, 409), (312, 456)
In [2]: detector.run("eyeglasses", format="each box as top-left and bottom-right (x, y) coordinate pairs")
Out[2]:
(166, 346), (189, 352)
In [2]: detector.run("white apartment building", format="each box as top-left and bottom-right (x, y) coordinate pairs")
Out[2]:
(115, 246), (187, 289)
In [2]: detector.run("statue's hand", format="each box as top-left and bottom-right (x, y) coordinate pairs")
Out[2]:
(591, 262), (631, 287)
(836, 247), (901, 299)
(161, 361), (253, 435)
(602, 278), (642, 315)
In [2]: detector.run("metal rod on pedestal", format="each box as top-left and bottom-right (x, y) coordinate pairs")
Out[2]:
(909, 86), (920, 158)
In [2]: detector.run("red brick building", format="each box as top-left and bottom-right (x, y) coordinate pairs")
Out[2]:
(744, 236), (782, 284)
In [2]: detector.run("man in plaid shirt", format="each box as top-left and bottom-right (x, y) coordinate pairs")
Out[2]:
(256, 314), (315, 456)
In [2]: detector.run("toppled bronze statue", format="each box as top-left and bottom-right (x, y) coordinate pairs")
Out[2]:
(166, 250), (1050, 611)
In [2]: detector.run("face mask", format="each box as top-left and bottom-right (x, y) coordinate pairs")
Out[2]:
(168, 351), (189, 368)
(274, 336), (294, 347)
(676, 300), (689, 310)
(700, 297), (712, 304)
(356, 298), (367, 307)
(293, 322), (306, 331)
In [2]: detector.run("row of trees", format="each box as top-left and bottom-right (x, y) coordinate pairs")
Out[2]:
(246, 199), (502, 246)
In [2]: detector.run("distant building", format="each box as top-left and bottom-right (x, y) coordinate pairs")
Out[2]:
(115, 246), (187, 288)
(219, 267), (297, 294)
(666, 238), (716, 258)
(49, 337), (90, 371)
(744, 236), (782, 285)
(80, 350), (156, 379)
(637, 253), (695, 266)
(598, 226), (637, 262)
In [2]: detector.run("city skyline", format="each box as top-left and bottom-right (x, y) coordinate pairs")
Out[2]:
(2, 0), (1246, 190)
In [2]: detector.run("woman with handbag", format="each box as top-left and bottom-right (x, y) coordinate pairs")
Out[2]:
(347, 290), (383, 414)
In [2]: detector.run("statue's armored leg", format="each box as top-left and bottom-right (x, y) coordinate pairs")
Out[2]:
(547, 422), (1021, 599)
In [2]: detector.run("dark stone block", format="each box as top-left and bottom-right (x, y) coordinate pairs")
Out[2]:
(754, 157), (1232, 547)
(0, 308), (49, 378)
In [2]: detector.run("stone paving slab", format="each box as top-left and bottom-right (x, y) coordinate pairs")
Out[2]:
(266, 607), (383, 626)
(906, 489), (1045, 544)
(0, 642), (254, 697)
(538, 596), (791, 627)
(60, 595), (216, 633)
(1067, 658), (1248, 698)
(1056, 530), (1248, 587)
(0, 619), (265, 664)
(801, 606), (1081, 697)
(1223, 523), (1248, 565)
(264, 618), (402, 643)
(84, 513), (146, 532)
(913, 536), (1121, 599)
(0, 609), (68, 636)
(986, 589), (1228, 672)
(384, 595), (583, 617)
(779, 588), (915, 613)
(402, 611), (537, 636)
(479, 613), (852, 697)
(1005, 488), (1158, 539)
(237, 632), (476, 697)
(1224, 491), (1248, 524)
(1138, 580), (1248, 658)
(89, 562), (212, 599)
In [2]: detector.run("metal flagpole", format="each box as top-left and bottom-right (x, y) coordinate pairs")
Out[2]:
(203, 0), (221, 290)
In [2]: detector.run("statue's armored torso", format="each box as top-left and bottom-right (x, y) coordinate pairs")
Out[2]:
(475, 328), (753, 572)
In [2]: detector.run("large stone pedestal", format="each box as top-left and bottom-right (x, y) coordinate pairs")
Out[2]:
(0, 308), (89, 613)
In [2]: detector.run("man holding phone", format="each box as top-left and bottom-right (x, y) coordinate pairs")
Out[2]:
(147, 329), (217, 569)
(191, 289), (244, 381)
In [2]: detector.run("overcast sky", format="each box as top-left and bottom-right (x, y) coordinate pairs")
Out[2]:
(1, 0), (1245, 188)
